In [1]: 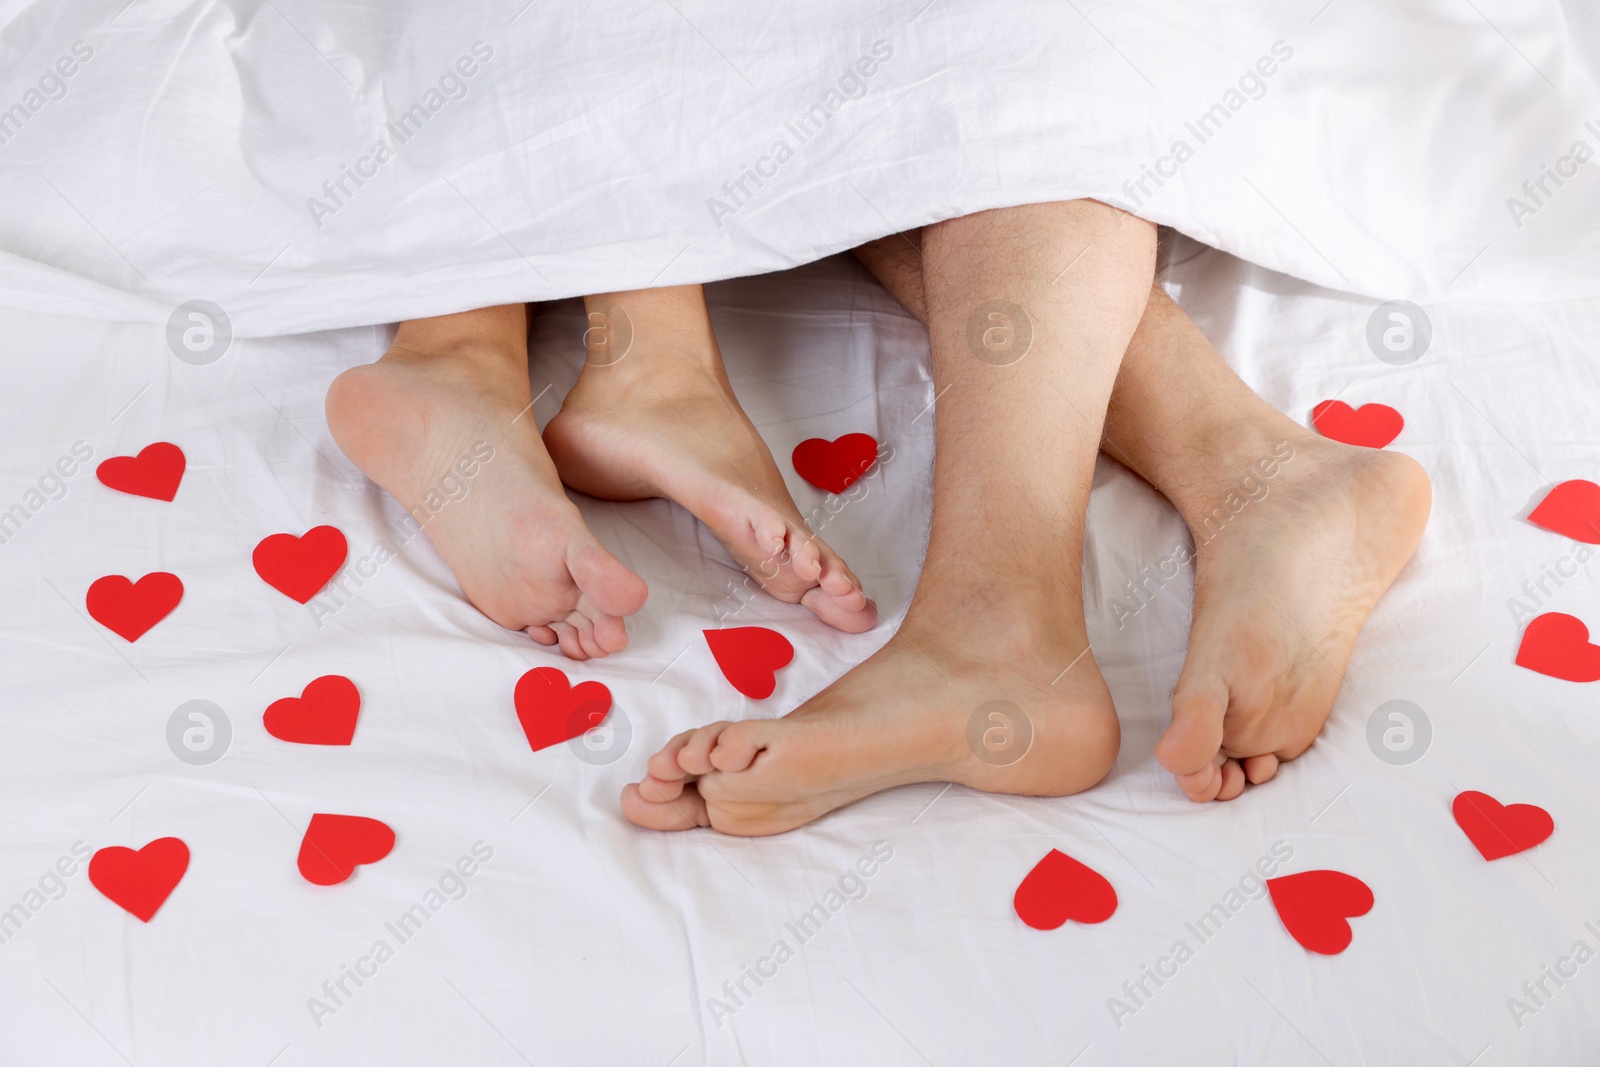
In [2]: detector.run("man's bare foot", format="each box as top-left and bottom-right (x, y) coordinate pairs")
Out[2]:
(1155, 432), (1431, 800)
(543, 344), (875, 633)
(621, 618), (1118, 835)
(325, 306), (647, 659)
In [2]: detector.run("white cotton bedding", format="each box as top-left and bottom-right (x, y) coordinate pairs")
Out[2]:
(0, 0), (1597, 336)
(1, 244), (1600, 1066)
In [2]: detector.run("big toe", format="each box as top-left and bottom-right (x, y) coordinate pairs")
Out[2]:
(622, 781), (710, 831)
(800, 584), (877, 633)
(1156, 677), (1228, 779)
(569, 536), (648, 619)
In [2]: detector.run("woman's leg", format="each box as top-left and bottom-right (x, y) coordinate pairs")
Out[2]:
(623, 201), (1155, 835)
(853, 229), (1431, 801)
(326, 303), (648, 660)
(543, 284), (875, 633)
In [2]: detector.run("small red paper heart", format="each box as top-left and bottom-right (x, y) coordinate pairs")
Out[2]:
(1516, 612), (1600, 682)
(89, 838), (189, 922)
(1528, 481), (1600, 544)
(514, 666), (612, 752)
(792, 433), (879, 493)
(253, 526), (348, 604)
(1267, 870), (1373, 954)
(704, 627), (794, 699)
(1310, 400), (1403, 449)
(86, 572), (183, 641)
(297, 814), (395, 885)
(96, 442), (186, 502)
(1453, 791), (1554, 860)
(264, 675), (360, 745)
(1013, 848), (1118, 929)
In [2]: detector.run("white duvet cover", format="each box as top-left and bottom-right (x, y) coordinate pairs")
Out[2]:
(0, 0), (1596, 335)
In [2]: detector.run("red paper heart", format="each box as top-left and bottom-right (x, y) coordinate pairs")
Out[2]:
(514, 666), (612, 752)
(89, 838), (189, 922)
(1528, 480), (1600, 544)
(1310, 400), (1403, 449)
(704, 627), (794, 699)
(86, 572), (183, 641)
(1013, 848), (1118, 929)
(1267, 870), (1373, 954)
(1516, 612), (1600, 682)
(792, 433), (879, 493)
(297, 814), (395, 885)
(253, 526), (348, 603)
(96, 442), (186, 501)
(1453, 791), (1554, 860)
(264, 675), (360, 745)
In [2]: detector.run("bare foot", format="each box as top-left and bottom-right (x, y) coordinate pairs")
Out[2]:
(1155, 433), (1431, 800)
(621, 620), (1118, 836)
(544, 362), (876, 633)
(326, 310), (647, 659)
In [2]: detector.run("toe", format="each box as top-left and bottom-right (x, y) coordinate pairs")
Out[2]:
(550, 620), (588, 661)
(585, 605), (630, 655)
(800, 584), (877, 633)
(1157, 676), (1229, 779)
(568, 611), (607, 660)
(783, 526), (823, 583)
(1215, 757), (1248, 801)
(798, 545), (876, 632)
(1174, 760), (1223, 802)
(527, 624), (558, 646)
(816, 547), (865, 603)
(647, 730), (697, 783)
(569, 536), (649, 618)
(1242, 753), (1280, 784)
(678, 723), (732, 776)
(638, 773), (686, 802)
(708, 721), (768, 773)
(747, 504), (790, 564)
(621, 781), (710, 831)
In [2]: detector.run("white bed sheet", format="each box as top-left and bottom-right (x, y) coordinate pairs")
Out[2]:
(1, 247), (1599, 1065)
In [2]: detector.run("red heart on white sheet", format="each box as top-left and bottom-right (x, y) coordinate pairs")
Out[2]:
(1310, 400), (1402, 449)
(264, 675), (361, 745)
(1528, 480), (1600, 544)
(1516, 612), (1600, 682)
(1013, 848), (1117, 929)
(1266, 870), (1373, 955)
(514, 667), (612, 752)
(792, 434), (879, 493)
(704, 627), (794, 699)
(89, 838), (189, 922)
(86, 572), (183, 641)
(1452, 791), (1554, 860)
(96, 442), (186, 501)
(253, 526), (347, 603)
(297, 814), (395, 885)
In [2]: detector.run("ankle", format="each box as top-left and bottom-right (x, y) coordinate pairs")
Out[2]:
(900, 585), (1088, 670)
(1144, 427), (1319, 525)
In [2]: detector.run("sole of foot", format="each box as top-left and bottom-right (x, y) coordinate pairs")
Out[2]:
(1155, 435), (1432, 801)
(621, 628), (1118, 836)
(544, 364), (876, 633)
(325, 343), (647, 659)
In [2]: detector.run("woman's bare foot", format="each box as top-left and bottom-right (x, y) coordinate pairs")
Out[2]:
(1154, 431), (1432, 800)
(621, 616), (1118, 835)
(543, 287), (875, 633)
(325, 305), (647, 659)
